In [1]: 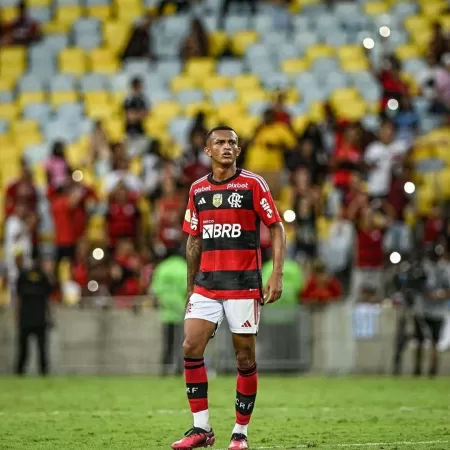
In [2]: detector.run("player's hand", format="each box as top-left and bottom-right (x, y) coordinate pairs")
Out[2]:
(263, 272), (283, 304)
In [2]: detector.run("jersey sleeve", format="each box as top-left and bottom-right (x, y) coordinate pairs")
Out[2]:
(253, 177), (281, 227)
(182, 187), (200, 237)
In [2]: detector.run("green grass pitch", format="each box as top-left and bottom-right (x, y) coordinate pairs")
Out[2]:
(0, 376), (449, 449)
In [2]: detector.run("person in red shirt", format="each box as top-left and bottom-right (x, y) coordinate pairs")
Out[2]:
(331, 123), (362, 191)
(50, 184), (84, 268)
(272, 91), (291, 126)
(378, 56), (409, 112)
(301, 260), (342, 304)
(351, 207), (389, 304)
(71, 239), (90, 293)
(422, 203), (445, 249)
(106, 183), (142, 251)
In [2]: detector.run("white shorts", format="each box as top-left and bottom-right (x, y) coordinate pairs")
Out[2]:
(185, 293), (261, 334)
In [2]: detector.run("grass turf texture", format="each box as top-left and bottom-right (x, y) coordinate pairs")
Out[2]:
(0, 376), (449, 450)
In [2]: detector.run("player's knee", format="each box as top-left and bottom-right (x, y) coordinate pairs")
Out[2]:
(235, 347), (254, 369)
(182, 338), (203, 358)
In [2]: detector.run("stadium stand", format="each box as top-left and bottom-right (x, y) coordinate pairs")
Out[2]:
(0, 0), (449, 307)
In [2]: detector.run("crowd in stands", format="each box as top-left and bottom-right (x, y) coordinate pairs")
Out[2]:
(1, 0), (450, 314)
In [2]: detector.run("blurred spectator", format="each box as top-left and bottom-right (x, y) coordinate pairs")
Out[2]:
(435, 53), (450, 113)
(377, 55), (410, 112)
(429, 22), (449, 66)
(421, 203), (445, 250)
(139, 246), (154, 294)
(384, 166), (412, 254)
(393, 95), (420, 144)
(15, 258), (54, 376)
(188, 111), (208, 142)
(154, 170), (185, 257)
(50, 184), (84, 267)
(104, 152), (144, 194)
(152, 251), (187, 375)
(4, 202), (33, 299)
(272, 92), (291, 126)
(87, 121), (111, 178)
(106, 183), (142, 250)
(351, 207), (389, 304)
(4, 160), (38, 219)
(3, 1), (41, 46)
(142, 140), (163, 197)
(291, 169), (320, 264)
(182, 130), (211, 185)
(301, 123), (326, 154)
(45, 141), (71, 188)
(301, 260), (342, 303)
(122, 13), (154, 61)
(364, 119), (409, 198)
(71, 239), (90, 295)
(331, 123), (363, 192)
(180, 18), (208, 61)
(123, 77), (149, 156)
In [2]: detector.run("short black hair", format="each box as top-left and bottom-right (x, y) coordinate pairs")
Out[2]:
(205, 125), (237, 143)
(131, 77), (142, 88)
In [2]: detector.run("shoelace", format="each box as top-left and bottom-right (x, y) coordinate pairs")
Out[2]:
(231, 433), (247, 441)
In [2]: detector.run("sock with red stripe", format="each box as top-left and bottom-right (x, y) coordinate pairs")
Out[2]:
(184, 357), (211, 431)
(233, 363), (258, 436)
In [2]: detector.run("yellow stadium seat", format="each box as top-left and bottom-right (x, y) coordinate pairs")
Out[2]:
(116, 5), (143, 23)
(0, 162), (21, 185)
(422, 1), (447, 18)
(283, 88), (300, 105)
(201, 75), (230, 93)
(49, 91), (78, 106)
(230, 30), (259, 57)
(85, 103), (115, 120)
(209, 31), (228, 57)
(42, 21), (71, 34)
(184, 102), (213, 118)
(337, 45), (365, 62)
(341, 59), (370, 72)
(151, 102), (182, 123)
(292, 115), (310, 135)
(0, 47), (26, 74)
(171, 75), (198, 92)
(416, 188), (435, 216)
(28, 0), (51, 7)
(55, 6), (82, 26)
(309, 101), (325, 122)
(404, 15), (431, 35)
(281, 58), (310, 75)
(337, 101), (367, 121)
(103, 21), (130, 55)
(32, 164), (47, 188)
(0, 78), (15, 92)
(232, 74), (260, 92)
(239, 90), (269, 107)
(59, 48), (87, 76)
(395, 43), (422, 61)
(330, 87), (360, 103)
(228, 115), (259, 140)
(1, 6), (16, 22)
(84, 91), (110, 104)
(89, 48), (119, 74)
(216, 102), (245, 123)
(438, 14), (450, 31)
(410, 27), (433, 48)
(0, 103), (19, 121)
(14, 132), (43, 151)
(364, 1), (389, 16)
(306, 44), (335, 60)
(17, 92), (46, 109)
(11, 120), (39, 135)
(86, 5), (112, 20)
(185, 58), (216, 79)
(104, 117), (125, 141)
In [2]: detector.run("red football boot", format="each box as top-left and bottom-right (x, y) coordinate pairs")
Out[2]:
(228, 433), (249, 450)
(171, 427), (215, 449)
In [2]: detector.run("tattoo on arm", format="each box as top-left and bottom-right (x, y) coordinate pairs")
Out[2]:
(186, 234), (202, 295)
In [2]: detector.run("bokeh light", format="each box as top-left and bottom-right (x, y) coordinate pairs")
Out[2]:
(379, 26), (391, 37)
(363, 38), (375, 49)
(387, 99), (399, 110)
(283, 210), (296, 223)
(88, 280), (99, 292)
(404, 182), (415, 194)
(72, 170), (84, 182)
(93, 248), (104, 260)
(390, 252), (401, 264)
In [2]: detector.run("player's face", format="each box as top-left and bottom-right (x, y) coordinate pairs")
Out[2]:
(205, 130), (241, 167)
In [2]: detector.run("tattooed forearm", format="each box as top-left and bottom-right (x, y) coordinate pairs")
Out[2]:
(186, 234), (202, 297)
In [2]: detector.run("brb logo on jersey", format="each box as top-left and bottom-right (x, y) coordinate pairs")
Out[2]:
(228, 193), (243, 208)
(203, 223), (241, 239)
(260, 198), (273, 218)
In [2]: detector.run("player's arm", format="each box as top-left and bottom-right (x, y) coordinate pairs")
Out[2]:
(186, 235), (202, 303)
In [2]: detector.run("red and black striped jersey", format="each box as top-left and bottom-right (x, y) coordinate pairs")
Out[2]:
(182, 168), (281, 300)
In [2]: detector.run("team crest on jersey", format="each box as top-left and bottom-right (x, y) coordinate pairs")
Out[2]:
(212, 193), (223, 208)
(228, 193), (243, 208)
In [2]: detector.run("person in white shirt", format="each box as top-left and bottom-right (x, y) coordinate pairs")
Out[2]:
(364, 120), (409, 198)
(4, 202), (33, 300)
(104, 151), (144, 195)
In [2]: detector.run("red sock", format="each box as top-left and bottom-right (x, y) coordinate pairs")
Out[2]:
(236, 363), (258, 425)
(185, 357), (208, 413)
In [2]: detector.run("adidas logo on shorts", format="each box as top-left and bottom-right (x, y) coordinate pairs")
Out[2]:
(241, 320), (252, 328)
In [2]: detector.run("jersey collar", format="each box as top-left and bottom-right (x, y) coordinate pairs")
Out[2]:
(208, 168), (241, 186)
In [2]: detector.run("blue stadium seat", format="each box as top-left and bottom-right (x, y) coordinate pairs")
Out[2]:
(124, 60), (152, 76)
(217, 59), (244, 77)
(275, 43), (300, 64)
(245, 43), (270, 64)
(73, 17), (100, 34)
(28, 64), (57, 82)
(50, 74), (76, 91)
(147, 90), (173, 104)
(403, 58), (428, 77)
(203, 16), (218, 33)
(224, 15), (249, 33)
(144, 73), (165, 89)
(287, 103), (308, 117)
(55, 102), (84, 121)
(162, 15), (191, 38)
(254, 14), (273, 35)
(362, 115), (381, 131)
(293, 32), (318, 54)
(156, 61), (182, 79)
(0, 119), (9, 134)
(23, 143), (51, 165)
(110, 73), (129, 92)
(19, 74), (45, 92)
(210, 89), (237, 105)
(29, 7), (51, 23)
(22, 103), (52, 125)
(247, 101), (271, 117)
(44, 34), (70, 52)
(325, 31), (349, 47)
(392, 2), (418, 19)
(261, 72), (290, 90)
(169, 117), (192, 146)
(292, 16), (311, 32)
(75, 33), (102, 51)
(79, 74), (107, 92)
(177, 89), (204, 106)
